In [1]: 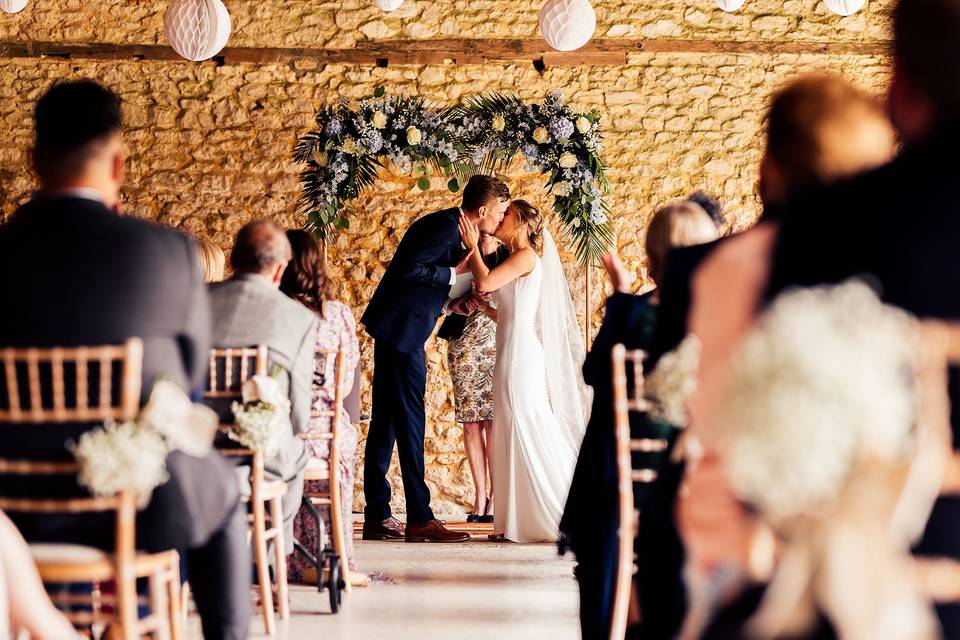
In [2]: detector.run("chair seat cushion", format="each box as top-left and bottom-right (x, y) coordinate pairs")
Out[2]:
(30, 543), (109, 564)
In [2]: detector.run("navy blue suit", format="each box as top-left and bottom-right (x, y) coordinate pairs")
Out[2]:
(360, 208), (463, 524)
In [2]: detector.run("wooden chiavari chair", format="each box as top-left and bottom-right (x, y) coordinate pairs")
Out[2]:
(608, 344), (669, 640)
(294, 346), (348, 613)
(204, 346), (289, 636)
(0, 338), (182, 640)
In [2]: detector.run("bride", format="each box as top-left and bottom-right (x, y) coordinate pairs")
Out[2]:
(458, 199), (590, 543)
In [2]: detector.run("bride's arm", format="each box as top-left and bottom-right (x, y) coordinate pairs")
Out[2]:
(459, 217), (536, 293)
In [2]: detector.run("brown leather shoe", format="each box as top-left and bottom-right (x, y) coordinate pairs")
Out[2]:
(362, 517), (405, 540)
(405, 519), (470, 543)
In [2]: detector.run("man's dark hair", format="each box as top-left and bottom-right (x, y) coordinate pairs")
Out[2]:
(894, 0), (960, 119)
(461, 175), (510, 212)
(230, 220), (293, 274)
(686, 190), (724, 228)
(33, 80), (123, 183)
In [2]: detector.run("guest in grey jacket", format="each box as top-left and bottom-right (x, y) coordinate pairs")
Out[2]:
(208, 221), (317, 544)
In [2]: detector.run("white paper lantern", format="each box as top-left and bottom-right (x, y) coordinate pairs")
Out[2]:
(163, 0), (232, 62)
(0, 0), (29, 13)
(716, 0), (745, 11)
(539, 0), (596, 52)
(823, 0), (866, 16)
(373, 0), (404, 11)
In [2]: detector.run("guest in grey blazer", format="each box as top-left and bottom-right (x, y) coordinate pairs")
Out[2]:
(208, 221), (317, 545)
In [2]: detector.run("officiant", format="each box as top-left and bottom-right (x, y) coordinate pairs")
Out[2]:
(439, 233), (509, 523)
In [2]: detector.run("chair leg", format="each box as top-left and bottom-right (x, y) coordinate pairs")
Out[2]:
(252, 498), (277, 636)
(270, 496), (290, 621)
(167, 557), (183, 640)
(149, 571), (171, 640)
(328, 477), (352, 594)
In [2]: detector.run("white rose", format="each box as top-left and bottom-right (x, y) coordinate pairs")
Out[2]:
(532, 127), (549, 144)
(340, 137), (357, 154)
(559, 152), (578, 168)
(371, 111), (388, 129)
(552, 181), (572, 197)
(406, 126), (422, 145)
(311, 148), (329, 167)
(492, 115), (506, 132)
(576, 116), (591, 134)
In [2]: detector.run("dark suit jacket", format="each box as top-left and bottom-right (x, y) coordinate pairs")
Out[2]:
(0, 195), (239, 552)
(361, 208), (463, 352)
(766, 122), (960, 564)
(437, 244), (510, 341)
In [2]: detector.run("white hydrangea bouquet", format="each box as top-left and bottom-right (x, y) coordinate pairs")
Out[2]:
(69, 380), (219, 506)
(645, 334), (702, 427)
(717, 280), (942, 639)
(229, 374), (290, 458)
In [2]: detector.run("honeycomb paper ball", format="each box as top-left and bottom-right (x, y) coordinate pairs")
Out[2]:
(0, 0), (29, 13)
(823, 0), (866, 16)
(539, 0), (597, 52)
(373, 0), (404, 10)
(716, 0), (745, 11)
(163, 0), (232, 62)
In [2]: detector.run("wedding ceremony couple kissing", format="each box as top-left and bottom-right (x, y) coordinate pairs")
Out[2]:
(360, 174), (590, 545)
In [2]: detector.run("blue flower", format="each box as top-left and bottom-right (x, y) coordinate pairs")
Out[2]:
(324, 119), (343, 137)
(521, 143), (540, 160)
(362, 130), (384, 154)
(549, 117), (574, 140)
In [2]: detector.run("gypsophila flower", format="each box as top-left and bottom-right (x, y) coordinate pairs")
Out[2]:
(720, 280), (916, 522)
(69, 420), (169, 507)
(549, 117), (575, 140)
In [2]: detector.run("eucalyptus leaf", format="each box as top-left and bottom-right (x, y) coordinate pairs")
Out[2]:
(417, 176), (431, 191)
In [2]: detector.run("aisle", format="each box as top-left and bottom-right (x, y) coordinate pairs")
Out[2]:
(189, 539), (581, 639)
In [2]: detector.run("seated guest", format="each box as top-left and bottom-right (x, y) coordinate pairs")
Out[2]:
(279, 230), (364, 585)
(208, 221), (316, 546)
(560, 201), (717, 640)
(0, 80), (249, 640)
(197, 236), (226, 283)
(683, 75), (896, 637)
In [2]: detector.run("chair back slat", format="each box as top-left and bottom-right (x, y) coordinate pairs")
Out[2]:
(204, 346), (269, 399)
(0, 340), (142, 424)
(609, 343), (651, 640)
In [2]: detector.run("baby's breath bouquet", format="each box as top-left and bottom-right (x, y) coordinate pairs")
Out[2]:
(229, 374), (290, 458)
(645, 334), (701, 427)
(68, 380), (218, 506)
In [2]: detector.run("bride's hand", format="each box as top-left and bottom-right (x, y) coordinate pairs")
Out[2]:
(458, 214), (480, 251)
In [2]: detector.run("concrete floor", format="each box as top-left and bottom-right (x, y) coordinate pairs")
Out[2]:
(188, 539), (580, 639)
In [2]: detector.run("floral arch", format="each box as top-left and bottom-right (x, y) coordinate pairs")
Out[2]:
(293, 89), (613, 265)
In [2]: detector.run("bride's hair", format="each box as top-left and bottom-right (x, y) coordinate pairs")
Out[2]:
(510, 199), (544, 254)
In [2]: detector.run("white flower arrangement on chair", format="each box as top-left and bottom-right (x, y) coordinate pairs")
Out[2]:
(229, 375), (291, 458)
(70, 380), (219, 506)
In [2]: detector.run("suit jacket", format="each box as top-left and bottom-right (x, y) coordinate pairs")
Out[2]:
(0, 196), (238, 552)
(361, 208), (463, 352)
(437, 244), (511, 341)
(208, 274), (317, 481)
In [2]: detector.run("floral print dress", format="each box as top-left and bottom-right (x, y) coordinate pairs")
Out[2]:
(446, 311), (497, 423)
(288, 300), (361, 578)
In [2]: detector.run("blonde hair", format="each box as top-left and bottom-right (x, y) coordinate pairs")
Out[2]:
(765, 73), (896, 197)
(196, 236), (226, 283)
(509, 199), (545, 254)
(645, 202), (718, 285)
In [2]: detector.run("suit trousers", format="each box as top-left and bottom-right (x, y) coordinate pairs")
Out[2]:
(365, 342), (434, 525)
(185, 501), (251, 640)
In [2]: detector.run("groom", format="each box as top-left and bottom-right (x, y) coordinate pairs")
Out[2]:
(361, 174), (510, 542)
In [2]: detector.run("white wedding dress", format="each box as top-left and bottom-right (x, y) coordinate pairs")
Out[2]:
(491, 231), (590, 542)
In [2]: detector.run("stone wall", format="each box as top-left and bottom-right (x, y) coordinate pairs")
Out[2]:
(0, 0), (892, 514)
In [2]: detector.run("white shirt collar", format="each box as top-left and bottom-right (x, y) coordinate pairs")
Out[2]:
(39, 187), (108, 205)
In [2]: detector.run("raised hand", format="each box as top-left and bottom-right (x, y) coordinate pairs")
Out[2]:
(601, 251), (634, 294)
(458, 214), (480, 252)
